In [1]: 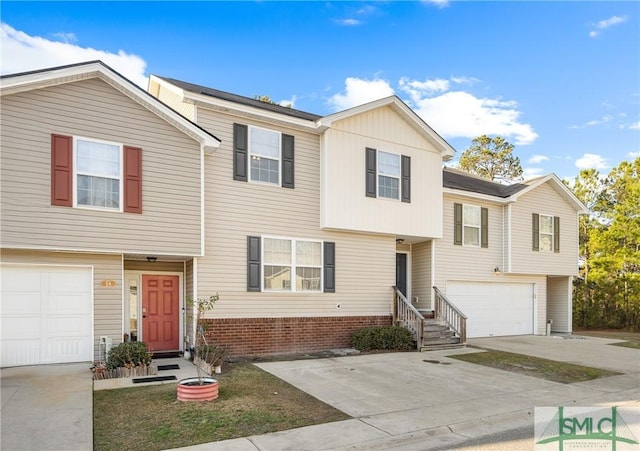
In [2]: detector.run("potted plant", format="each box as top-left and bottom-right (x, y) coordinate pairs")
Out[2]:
(177, 294), (221, 402)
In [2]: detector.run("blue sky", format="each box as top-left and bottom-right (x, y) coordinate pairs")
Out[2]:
(2, 1), (638, 181)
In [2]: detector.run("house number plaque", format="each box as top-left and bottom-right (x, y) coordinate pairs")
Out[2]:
(101, 279), (116, 287)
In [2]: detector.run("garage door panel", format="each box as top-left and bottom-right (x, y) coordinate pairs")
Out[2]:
(1, 265), (93, 366)
(446, 281), (534, 338)
(48, 294), (92, 314)
(1, 293), (41, 315)
(46, 316), (92, 337)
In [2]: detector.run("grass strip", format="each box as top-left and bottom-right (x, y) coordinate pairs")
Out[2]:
(449, 349), (620, 384)
(94, 363), (349, 451)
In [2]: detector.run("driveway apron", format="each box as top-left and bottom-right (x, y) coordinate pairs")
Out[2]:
(1, 363), (93, 451)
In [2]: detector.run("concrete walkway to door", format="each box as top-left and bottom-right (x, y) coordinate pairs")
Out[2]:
(0, 363), (93, 451)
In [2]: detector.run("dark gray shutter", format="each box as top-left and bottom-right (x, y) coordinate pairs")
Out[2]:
(481, 207), (488, 248)
(401, 155), (411, 203)
(233, 123), (248, 182)
(282, 134), (294, 189)
(247, 236), (261, 291)
(532, 213), (540, 251)
(323, 242), (335, 293)
(554, 216), (560, 253)
(365, 148), (376, 198)
(454, 203), (463, 245)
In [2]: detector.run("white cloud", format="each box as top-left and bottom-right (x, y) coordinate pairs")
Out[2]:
(628, 121), (640, 130)
(589, 15), (628, 38)
(628, 151), (640, 158)
(409, 90), (538, 145)
(529, 154), (549, 164)
(52, 32), (77, 44)
(399, 77), (450, 102)
(335, 18), (360, 26)
(422, 0), (449, 8)
(279, 95), (296, 108)
(329, 75), (538, 145)
(575, 153), (609, 170)
(523, 167), (545, 179)
(328, 77), (395, 111)
(0, 23), (148, 88)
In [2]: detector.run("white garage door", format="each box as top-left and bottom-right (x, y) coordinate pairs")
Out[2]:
(1, 265), (93, 366)
(446, 281), (534, 338)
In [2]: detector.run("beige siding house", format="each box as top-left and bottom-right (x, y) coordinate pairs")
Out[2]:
(0, 61), (586, 367)
(0, 62), (220, 366)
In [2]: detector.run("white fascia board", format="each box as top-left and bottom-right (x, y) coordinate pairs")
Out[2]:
(509, 174), (588, 214)
(184, 91), (319, 133)
(318, 95), (456, 161)
(443, 188), (514, 204)
(1, 62), (220, 154)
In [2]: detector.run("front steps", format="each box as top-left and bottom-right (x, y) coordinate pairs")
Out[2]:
(420, 319), (465, 351)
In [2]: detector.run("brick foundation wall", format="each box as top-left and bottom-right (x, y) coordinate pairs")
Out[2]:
(202, 315), (392, 358)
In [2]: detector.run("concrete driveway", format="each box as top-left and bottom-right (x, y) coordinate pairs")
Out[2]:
(469, 334), (640, 373)
(0, 363), (93, 451)
(241, 336), (639, 451)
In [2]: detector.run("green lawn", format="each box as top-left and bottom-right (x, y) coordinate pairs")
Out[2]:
(94, 363), (349, 451)
(449, 349), (620, 384)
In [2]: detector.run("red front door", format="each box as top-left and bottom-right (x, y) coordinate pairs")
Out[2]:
(142, 275), (179, 352)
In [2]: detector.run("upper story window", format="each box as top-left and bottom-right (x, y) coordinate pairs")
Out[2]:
(463, 205), (481, 246)
(247, 236), (335, 293)
(533, 213), (559, 253)
(378, 151), (401, 200)
(454, 203), (488, 248)
(365, 148), (411, 203)
(249, 127), (280, 185)
(51, 134), (142, 214)
(233, 123), (295, 189)
(75, 138), (122, 210)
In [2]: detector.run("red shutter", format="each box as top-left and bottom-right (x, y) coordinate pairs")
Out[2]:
(123, 146), (142, 214)
(51, 134), (73, 207)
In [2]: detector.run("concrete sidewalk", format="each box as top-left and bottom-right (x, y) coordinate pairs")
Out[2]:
(172, 336), (639, 451)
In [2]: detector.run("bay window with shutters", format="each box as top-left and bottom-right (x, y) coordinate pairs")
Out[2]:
(247, 236), (335, 293)
(51, 134), (142, 213)
(453, 203), (488, 248)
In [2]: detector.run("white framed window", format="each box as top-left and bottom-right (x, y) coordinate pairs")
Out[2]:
(249, 126), (280, 185)
(539, 214), (554, 251)
(74, 137), (122, 210)
(463, 205), (481, 246)
(377, 151), (401, 200)
(263, 237), (322, 292)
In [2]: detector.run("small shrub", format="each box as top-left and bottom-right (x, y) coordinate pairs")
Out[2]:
(351, 326), (414, 351)
(106, 341), (152, 370)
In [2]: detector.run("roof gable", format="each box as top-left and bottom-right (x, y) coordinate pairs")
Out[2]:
(319, 96), (455, 161)
(0, 61), (221, 154)
(443, 167), (588, 213)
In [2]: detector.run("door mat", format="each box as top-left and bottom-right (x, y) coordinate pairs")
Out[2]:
(132, 375), (177, 384)
(157, 364), (180, 371)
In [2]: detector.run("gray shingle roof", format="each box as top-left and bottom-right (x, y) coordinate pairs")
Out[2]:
(155, 76), (323, 122)
(443, 167), (528, 198)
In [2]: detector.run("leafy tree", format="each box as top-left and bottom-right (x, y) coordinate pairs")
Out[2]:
(458, 135), (524, 183)
(572, 158), (640, 330)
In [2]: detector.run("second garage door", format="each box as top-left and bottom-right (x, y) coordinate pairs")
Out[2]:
(1, 265), (93, 367)
(446, 281), (534, 338)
